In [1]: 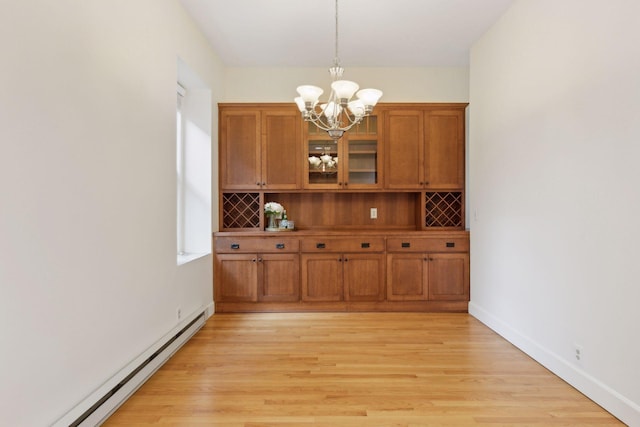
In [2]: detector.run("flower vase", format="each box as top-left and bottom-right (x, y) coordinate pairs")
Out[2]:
(266, 215), (278, 231)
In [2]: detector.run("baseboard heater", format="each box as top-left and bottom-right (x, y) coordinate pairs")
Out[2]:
(69, 312), (206, 426)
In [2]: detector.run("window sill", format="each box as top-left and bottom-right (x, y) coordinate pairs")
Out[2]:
(177, 252), (209, 266)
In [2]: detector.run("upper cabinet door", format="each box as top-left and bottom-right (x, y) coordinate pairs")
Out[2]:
(261, 109), (302, 190)
(424, 109), (465, 189)
(220, 109), (261, 190)
(345, 115), (382, 190)
(383, 106), (466, 190)
(220, 106), (303, 190)
(383, 110), (424, 189)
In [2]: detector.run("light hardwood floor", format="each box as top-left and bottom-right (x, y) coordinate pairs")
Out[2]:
(104, 313), (622, 426)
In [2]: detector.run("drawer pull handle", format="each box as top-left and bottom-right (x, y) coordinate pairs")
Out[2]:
(276, 243), (285, 249)
(230, 243), (240, 250)
(361, 242), (370, 248)
(401, 242), (410, 248)
(316, 243), (326, 249)
(446, 242), (455, 248)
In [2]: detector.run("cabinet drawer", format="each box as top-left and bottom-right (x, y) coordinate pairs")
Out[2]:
(216, 237), (300, 253)
(301, 237), (385, 253)
(386, 237), (469, 252)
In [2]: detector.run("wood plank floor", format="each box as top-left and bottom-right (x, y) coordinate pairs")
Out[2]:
(104, 313), (622, 426)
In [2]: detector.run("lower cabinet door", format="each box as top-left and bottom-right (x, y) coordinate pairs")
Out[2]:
(428, 253), (470, 301)
(216, 253), (259, 302)
(301, 254), (344, 301)
(386, 253), (429, 301)
(344, 253), (385, 302)
(259, 253), (300, 302)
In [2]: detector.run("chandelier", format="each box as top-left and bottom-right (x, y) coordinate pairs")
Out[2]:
(294, 0), (383, 140)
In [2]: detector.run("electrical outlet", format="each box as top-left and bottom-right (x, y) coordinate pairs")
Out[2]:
(573, 344), (583, 365)
(370, 207), (377, 219)
(177, 307), (182, 320)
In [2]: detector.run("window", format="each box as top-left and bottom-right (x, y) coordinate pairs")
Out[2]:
(177, 59), (212, 265)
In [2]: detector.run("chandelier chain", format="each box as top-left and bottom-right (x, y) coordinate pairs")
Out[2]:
(334, 0), (339, 67)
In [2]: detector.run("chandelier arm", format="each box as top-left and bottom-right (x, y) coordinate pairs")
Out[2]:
(295, 0), (381, 139)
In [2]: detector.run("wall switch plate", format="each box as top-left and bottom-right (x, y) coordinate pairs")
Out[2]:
(370, 208), (377, 219)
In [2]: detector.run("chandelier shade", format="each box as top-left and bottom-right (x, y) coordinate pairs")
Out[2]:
(294, 0), (382, 139)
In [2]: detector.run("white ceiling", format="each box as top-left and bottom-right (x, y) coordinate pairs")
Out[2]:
(178, 0), (514, 68)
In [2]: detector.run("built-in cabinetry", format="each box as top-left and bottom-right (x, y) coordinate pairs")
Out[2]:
(215, 102), (469, 312)
(214, 232), (468, 312)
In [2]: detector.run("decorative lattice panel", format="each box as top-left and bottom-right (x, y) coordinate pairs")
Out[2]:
(425, 192), (463, 228)
(222, 193), (260, 229)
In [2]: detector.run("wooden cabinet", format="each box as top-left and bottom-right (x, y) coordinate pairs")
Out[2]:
(216, 253), (258, 302)
(300, 237), (385, 302)
(383, 106), (465, 190)
(214, 232), (469, 312)
(427, 253), (469, 301)
(215, 102), (470, 312)
(220, 105), (302, 190)
(343, 253), (386, 302)
(386, 253), (428, 301)
(300, 254), (343, 301)
(304, 115), (382, 190)
(386, 236), (469, 302)
(214, 237), (300, 303)
(301, 253), (385, 302)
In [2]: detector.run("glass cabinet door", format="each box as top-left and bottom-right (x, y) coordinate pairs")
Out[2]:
(345, 115), (380, 188)
(347, 139), (378, 185)
(304, 115), (380, 189)
(307, 136), (339, 187)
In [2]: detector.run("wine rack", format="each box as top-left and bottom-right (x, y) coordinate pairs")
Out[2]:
(222, 192), (261, 230)
(424, 192), (463, 228)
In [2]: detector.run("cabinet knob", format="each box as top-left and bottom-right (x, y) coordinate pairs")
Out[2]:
(252, 258), (257, 262)
(258, 257), (263, 262)
(256, 182), (261, 186)
(344, 258), (349, 262)
(262, 182), (266, 186)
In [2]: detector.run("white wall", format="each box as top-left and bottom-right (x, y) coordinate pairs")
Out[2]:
(224, 67), (469, 102)
(0, 1), (223, 425)
(469, 0), (640, 424)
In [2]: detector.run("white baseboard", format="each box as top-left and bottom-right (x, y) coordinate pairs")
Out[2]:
(469, 302), (640, 427)
(53, 307), (207, 426)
